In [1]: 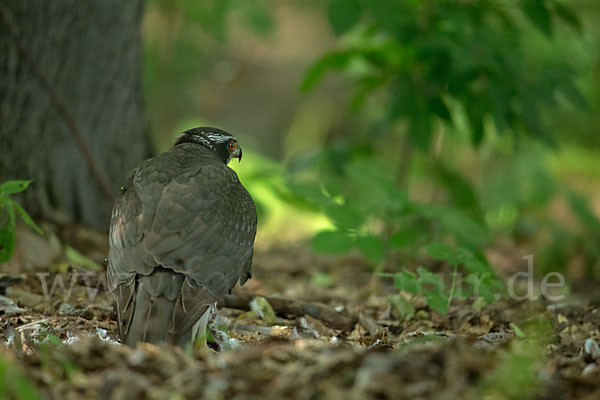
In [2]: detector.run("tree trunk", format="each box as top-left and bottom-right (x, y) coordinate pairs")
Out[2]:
(0, 0), (149, 231)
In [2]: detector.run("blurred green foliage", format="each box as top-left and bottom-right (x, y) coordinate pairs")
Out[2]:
(0, 180), (43, 262)
(142, 0), (600, 291)
(478, 317), (554, 399)
(0, 353), (40, 400)
(304, 0), (585, 147)
(280, 0), (597, 289)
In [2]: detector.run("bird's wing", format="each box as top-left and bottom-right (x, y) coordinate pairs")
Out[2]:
(108, 148), (257, 341)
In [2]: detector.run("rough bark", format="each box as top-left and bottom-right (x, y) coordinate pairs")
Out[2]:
(0, 0), (149, 230)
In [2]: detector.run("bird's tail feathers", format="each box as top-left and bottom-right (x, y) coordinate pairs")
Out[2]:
(122, 267), (184, 346)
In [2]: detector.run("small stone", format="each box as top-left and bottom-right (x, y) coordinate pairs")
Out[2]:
(415, 309), (429, 320)
(584, 338), (599, 360)
(0, 295), (25, 315)
(582, 363), (598, 376)
(58, 302), (75, 315)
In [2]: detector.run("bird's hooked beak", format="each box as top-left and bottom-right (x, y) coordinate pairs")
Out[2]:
(234, 146), (242, 162)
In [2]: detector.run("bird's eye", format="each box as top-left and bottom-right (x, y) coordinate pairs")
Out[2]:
(228, 140), (236, 151)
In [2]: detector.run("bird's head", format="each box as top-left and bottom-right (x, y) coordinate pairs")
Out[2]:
(174, 127), (243, 164)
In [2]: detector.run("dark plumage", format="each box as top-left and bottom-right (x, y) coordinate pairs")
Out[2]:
(107, 127), (257, 347)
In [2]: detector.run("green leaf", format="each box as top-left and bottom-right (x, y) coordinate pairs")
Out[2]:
(439, 209), (488, 250)
(3, 202), (16, 230)
(312, 230), (354, 254)
(425, 291), (448, 314)
(279, 180), (330, 210)
(427, 243), (492, 275)
(521, 0), (552, 36)
(0, 360), (6, 399)
(12, 202), (43, 236)
(428, 96), (451, 121)
(356, 234), (385, 262)
(327, 0), (362, 36)
(567, 191), (600, 236)
(432, 162), (484, 223)
(426, 242), (456, 262)
(465, 273), (498, 302)
(559, 80), (588, 109)
(477, 282), (497, 303)
(344, 157), (408, 214)
(12, 373), (41, 400)
(389, 228), (418, 248)
(454, 286), (470, 301)
(410, 112), (432, 151)
(326, 203), (364, 230)
(0, 228), (16, 262)
(0, 180), (33, 194)
(311, 272), (333, 287)
(471, 297), (487, 312)
(463, 256), (489, 275)
(393, 270), (419, 295)
(551, 0), (581, 31)
(242, 2), (275, 37)
(46, 334), (63, 345)
(417, 266), (444, 288)
(388, 294), (415, 320)
(252, 296), (279, 325)
(364, 0), (411, 38)
(390, 77), (417, 118)
(300, 50), (358, 92)
(471, 113), (484, 146)
(0, 355), (41, 399)
(65, 246), (102, 270)
(521, 99), (553, 145)
(510, 322), (526, 338)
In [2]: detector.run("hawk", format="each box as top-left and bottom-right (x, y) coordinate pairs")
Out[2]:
(107, 127), (257, 347)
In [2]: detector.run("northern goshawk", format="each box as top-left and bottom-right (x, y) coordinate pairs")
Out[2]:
(107, 127), (257, 347)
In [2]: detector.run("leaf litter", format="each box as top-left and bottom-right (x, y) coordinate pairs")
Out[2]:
(1, 235), (599, 399)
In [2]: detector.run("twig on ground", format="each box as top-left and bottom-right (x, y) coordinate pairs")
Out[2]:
(220, 291), (357, 332)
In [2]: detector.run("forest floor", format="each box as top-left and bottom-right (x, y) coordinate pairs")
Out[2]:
(1, 225), (600, 399)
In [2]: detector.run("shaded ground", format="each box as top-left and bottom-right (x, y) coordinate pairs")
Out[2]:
(1, 227), (600, 399)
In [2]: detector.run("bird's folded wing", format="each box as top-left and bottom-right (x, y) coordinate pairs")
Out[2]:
(108, 151), (257, 335)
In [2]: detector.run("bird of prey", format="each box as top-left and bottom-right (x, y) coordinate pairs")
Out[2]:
(107, 127), (257, 347)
